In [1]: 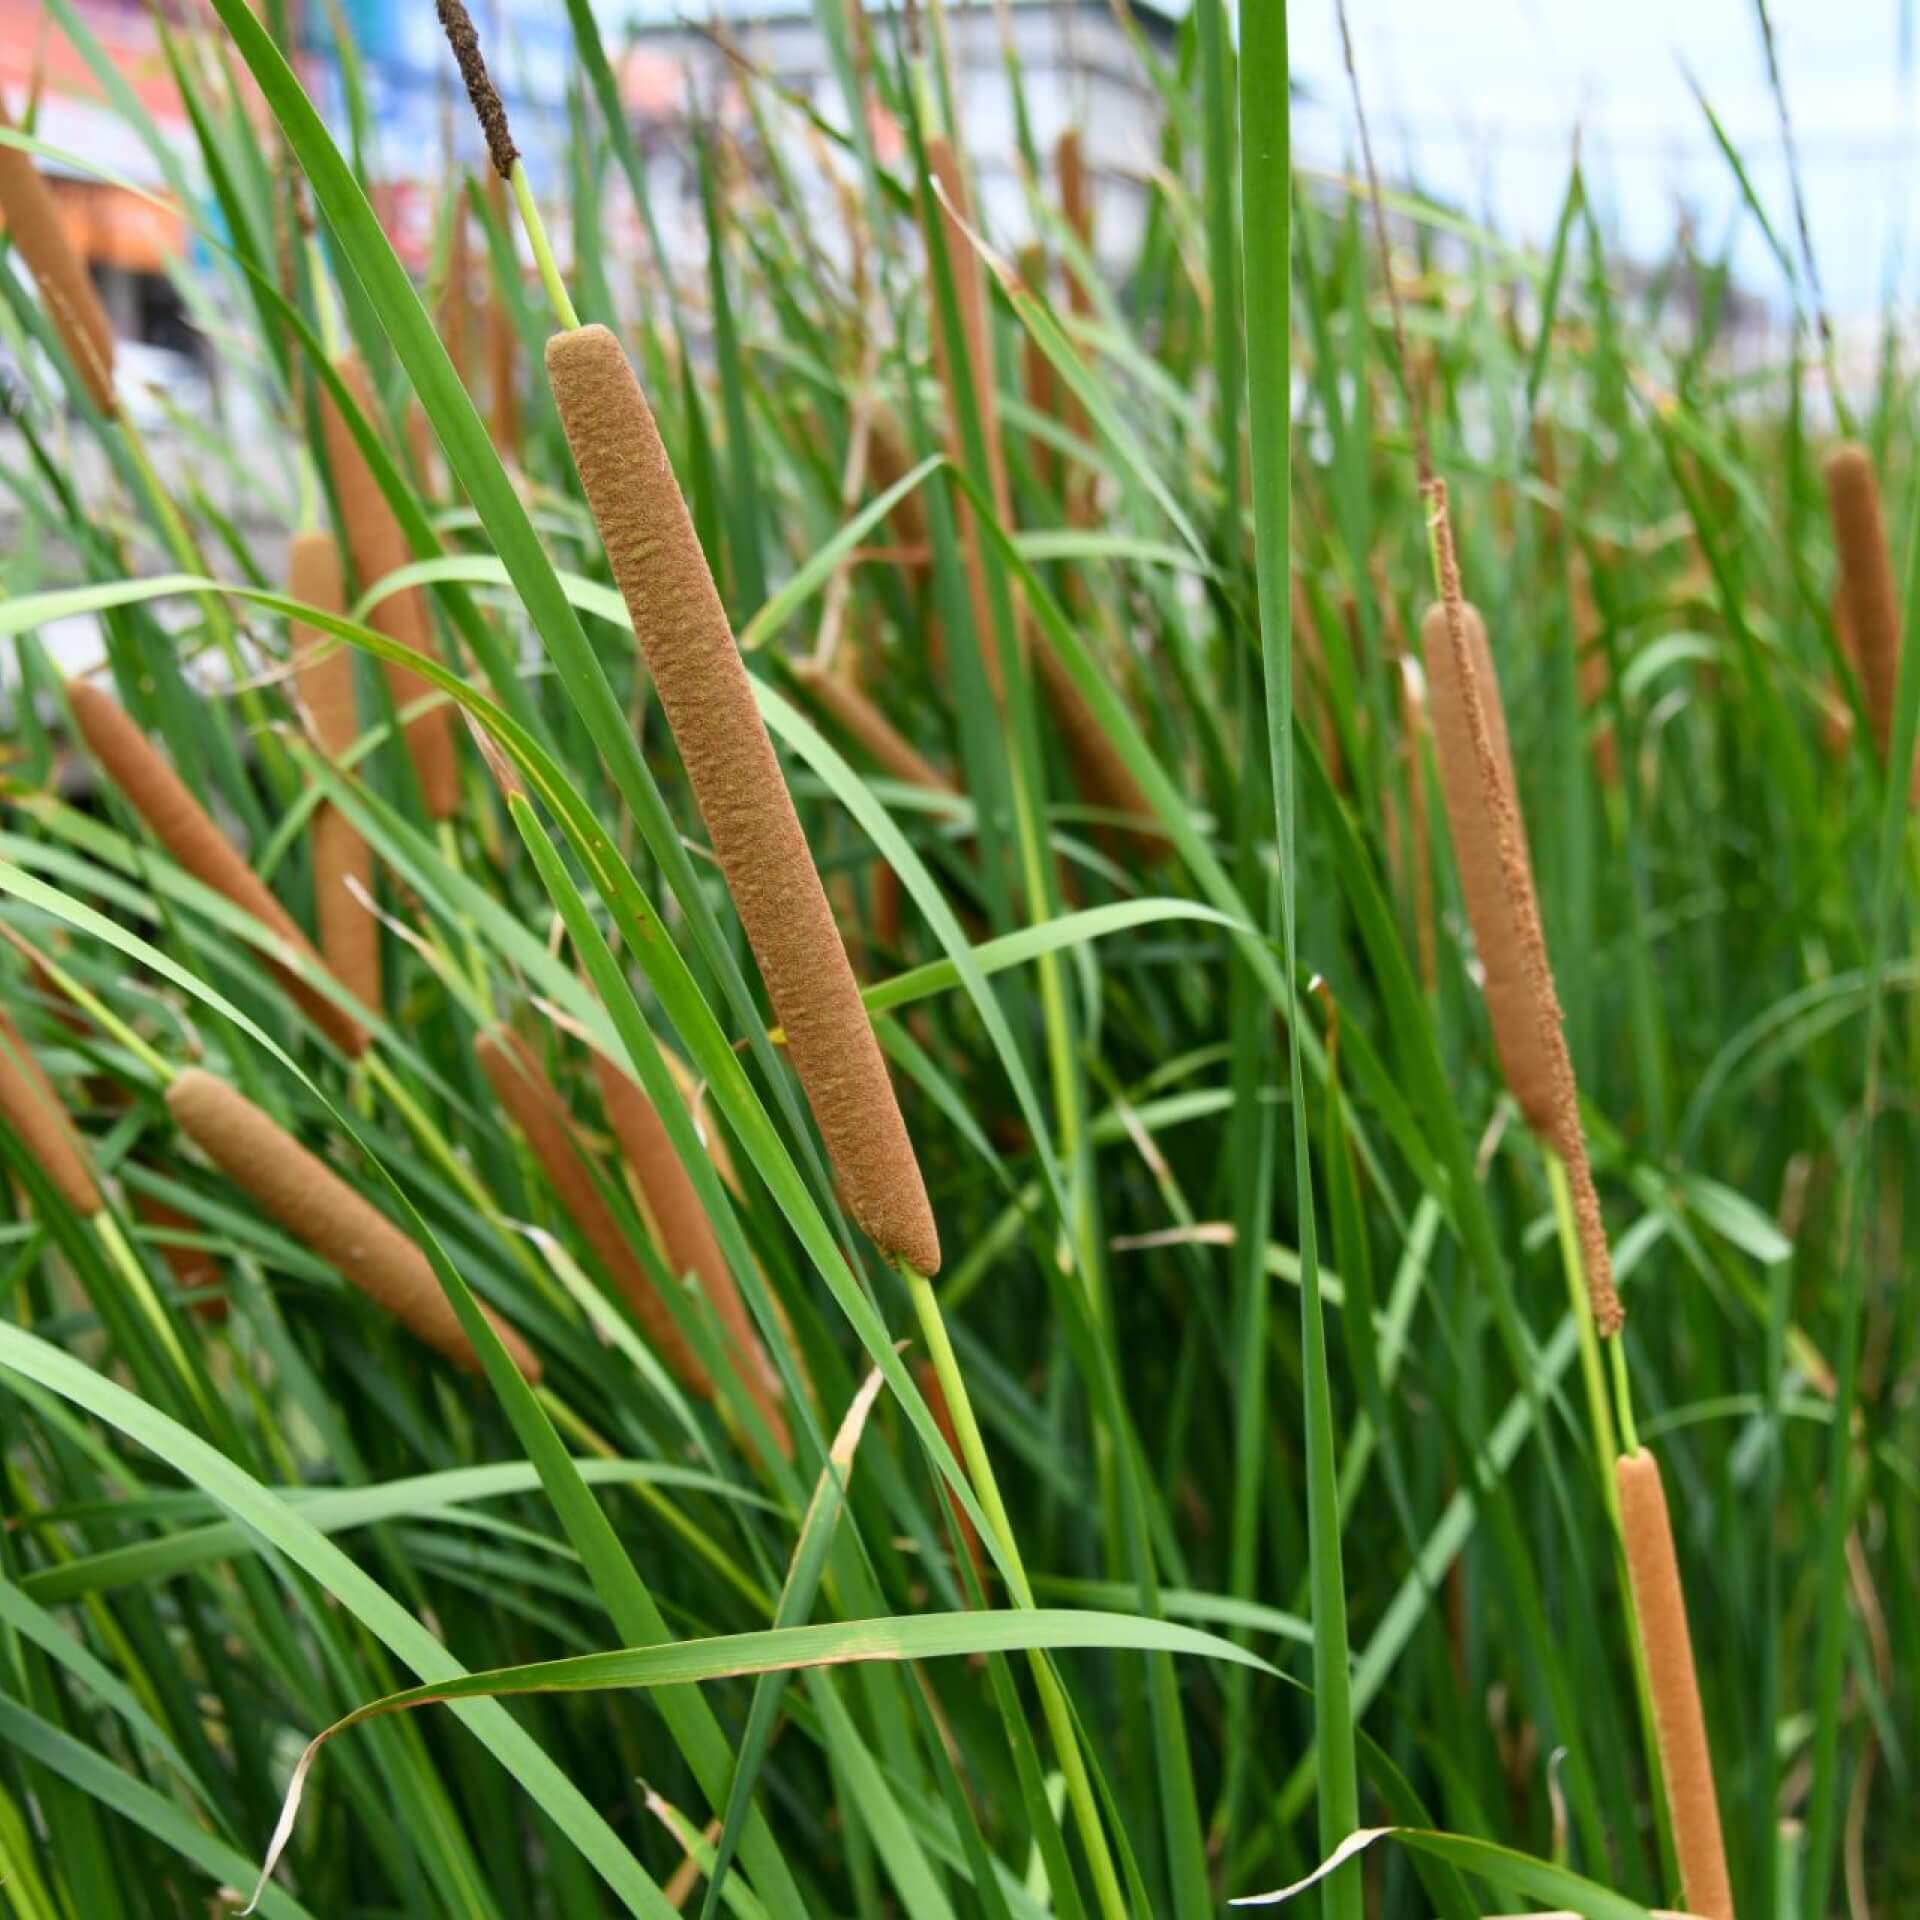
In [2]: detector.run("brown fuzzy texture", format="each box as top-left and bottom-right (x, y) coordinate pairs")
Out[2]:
(485, 171), (520, 454)
(592, 1049), (791, 1457)
(0, 99), (116, 415)
(1824, 444), (1914, 800)
(1616, 1450), (1735, 1920)
(290, 532), (381, 1021)
(321, 355), (459, 819)
(1421, 600), (1622, 1335)
(167, 1069), (538, 1379)
(546, 323), (940, 1275)
(476, 1027), (710, 1390)
(65, 680), (368, 1058)
(791, 662), (957, 794)
(435, 0), (518, 178)
(0, 1006), (101, 1214)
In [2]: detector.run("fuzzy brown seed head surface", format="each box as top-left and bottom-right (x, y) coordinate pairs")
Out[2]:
(545, 323), (940, 1275)
(0, 1006), (101, 1214)
(166, 1068), (539, 1379)
(66, 679), (368, 1058)
(435, 0), (518, 178)
(1616, 1450), (1735, 1920)
(1824, 443), (1903, 769)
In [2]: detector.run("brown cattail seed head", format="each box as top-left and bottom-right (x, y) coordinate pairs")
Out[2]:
(476, 1027), (710, 1392)
(591, 1049), (791, 1457)
(1616, 1450), (1735, 1920)
(133, 1189), (226, 1323)
(320, 355), (459, 819)
(1420, 601), (1622, 1335)
(166, 1068), (538, 1379)
(1824, 443), (1909, 784)
(290, 532), (381, 1019)
(435, 0), (518, 179)
(0, 98), (116, 415)
(546, 323), (940, 1275)
(0, 1006), (101, 1214)
(65, 680), (368, 1057)
(791, 662), (956, 795)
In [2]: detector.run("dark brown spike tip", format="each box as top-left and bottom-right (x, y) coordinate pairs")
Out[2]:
(436, 0), (518, 179)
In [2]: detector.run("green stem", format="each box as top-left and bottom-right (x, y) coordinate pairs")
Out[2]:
(511, 162), (580, 333)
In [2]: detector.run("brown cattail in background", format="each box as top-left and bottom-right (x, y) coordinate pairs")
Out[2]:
(0, 96), (116, 415)
(65, 680), (368, 1058)
(0, 1006), (102, 1214)
(1570, 554), (1620, 790)
(442, 181), (472, 387)
(546, 322), (940, 1276)
(1823, 587), (1858, 759)
(1016, 241), (1059, 495)
(133, 1189), (227, 1323)
(1421, 602), (1622, 1335)
(320, 356), (460, 819)
(791, 661), (958, 797)
(476, 1026), (711, 1395)
(1824, 443), (1917, 799)
(166, 1067), (538, 1379)
(1616, 1449), (1735, 1920)
(591, 1048), (791, 1456)
(1053, 127), (1097, 527)
(290, 531), (381, 1020)
(485, 170), (520, 453)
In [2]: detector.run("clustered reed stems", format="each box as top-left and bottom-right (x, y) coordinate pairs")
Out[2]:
(1419, 599), (1623, 1336)
(1615, 1448), (1736, 1920)
(319, 357), (460, 820)
(475, 1024), (714, 1400)
(590, 1046), (792, 1457)
(166, 1067), (540, 1380)
(0, 97), (116, 416)
(289, 530), (381, 1016)
(64, 678), (368, 1059)
(1823, 442), (1911, 793)
(544, 321), (941, 1278)
(0, 1005), (102, 1215)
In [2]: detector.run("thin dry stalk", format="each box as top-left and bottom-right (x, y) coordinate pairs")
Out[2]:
(166, 1068), (539, 1378)
(476, 1026), (711, 1393)
(1615, 1449), (1735, 1920)
(546, 322), (940, 1275)
(320, 355), (460, 819)
(290, 531), (381, 1018)
(591, 1048), (791, 1457)
(1420, 595), (1621, 1334)
(65, 680), (368, 1058)
(0, 1006), (101, 1214)
(0, 97), (116, 415)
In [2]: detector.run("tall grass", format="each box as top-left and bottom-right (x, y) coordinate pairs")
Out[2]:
(0, 2), (1910, 1916)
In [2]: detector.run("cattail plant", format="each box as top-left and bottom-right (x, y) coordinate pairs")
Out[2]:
(65, 679), (368, 1058)
(1420, 601), (1622, 1336)
(0, 96), (116, 415)
(1824, 442), (1911, 792)
(166, 1067), (539, 1379)
(0, 1005), (102, 1215)
(1616, 1448), (1735, 1920)
(475, 1025), (715, 1395)
(544, 323), (941, 1277)
(133, 1189), (227, 1323)
(289, 531), (381, 1017)
(485, 170), (520, 453)
(791, 660), (959, 798)
(590, 1047), (791, 1456)
(319, 357), (459, 819)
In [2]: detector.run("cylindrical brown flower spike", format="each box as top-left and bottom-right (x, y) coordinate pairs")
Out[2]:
(0, 97), (116, 415)
(1421, 602), (1622, 1335)
(1616, 1450), (1735, 1920)
(1824, 443), (1916, 800)
(65, 680), (368, 1058)
(591, 1048), (790, 1457)
(476, 1026), (712, 1392)
(290, 532), (381, 1020)
(167, 1068), (538, 1379)
(790, 662), (958, 797)
(320, 356), (460, 820)
(0, 1006), (101, 1214)
(546, 323), (940, 1276)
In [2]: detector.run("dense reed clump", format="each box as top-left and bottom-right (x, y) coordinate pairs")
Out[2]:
(0, 96), (116, 415)
(0, 1005), (102, 1214)
(1420, 600), (1622, 1335)
(1616, 1448), (1735, 1920)
(320, 357), (460, 819)
(166, 1067), (538, 1379)
(544, 321), (940, 1277)
(289, 530), (381, 1016)
(64, 679), (368, 1057)
(475, 1024), (712, 1397)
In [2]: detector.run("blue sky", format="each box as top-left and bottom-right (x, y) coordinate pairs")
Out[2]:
(1288, 0), (1915, 321)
